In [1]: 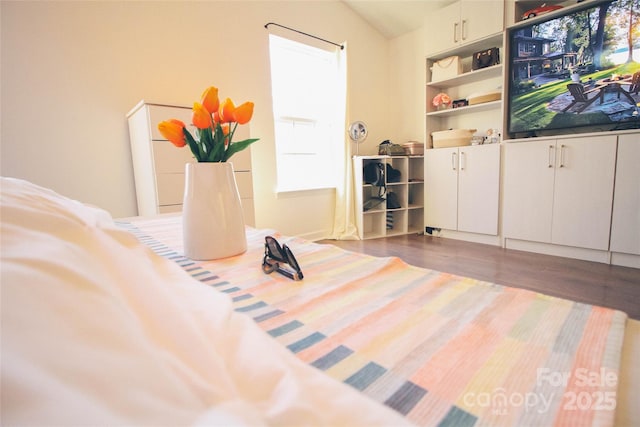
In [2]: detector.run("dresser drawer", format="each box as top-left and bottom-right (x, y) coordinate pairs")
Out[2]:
(228, 135), (252, 171)
(153, 141), (194, 173)
(158, 204), (183, 214)
(235, 171), (254, 199)
(241, 198), (255, 226)
(156, 173), (185, 205)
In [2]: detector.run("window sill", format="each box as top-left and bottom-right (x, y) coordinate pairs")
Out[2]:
(276, 186), (336, 198)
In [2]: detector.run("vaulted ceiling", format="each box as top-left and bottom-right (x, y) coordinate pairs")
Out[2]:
(341, 0), (455, 39)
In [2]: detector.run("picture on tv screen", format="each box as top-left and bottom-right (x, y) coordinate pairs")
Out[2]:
(508, 0), (640, 136)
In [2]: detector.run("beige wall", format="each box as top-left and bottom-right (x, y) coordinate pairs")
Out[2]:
(1, 0), (405, 239)
(389, 26), (427, 145)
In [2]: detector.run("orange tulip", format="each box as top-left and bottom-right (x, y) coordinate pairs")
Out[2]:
(192, 102), (212, 129)
(233, 101), (254, 124)
(201, 86), (219, 115)
(158, 119), (186, 147)
(218, 98), (236, 123)
(221, 124), (230, 146)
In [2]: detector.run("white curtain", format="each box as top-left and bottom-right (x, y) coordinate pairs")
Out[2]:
(330, 44), (359, 240)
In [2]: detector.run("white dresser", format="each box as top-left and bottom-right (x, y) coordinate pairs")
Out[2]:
(127, 101), (255, 225)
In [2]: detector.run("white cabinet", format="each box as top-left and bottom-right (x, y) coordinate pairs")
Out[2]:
(424, 2), (505, 240)
(502, 140), (555, 242)
(503, 135), (617, 250)
(425, 148), (457, 231)
(354, 156), (424, 239)
(425, 144), (500, 235)
(425, 0), (504, 55)
(127, 101), (255, 225)
(426, 1), (462, 55)
(610, 134), (640, 255)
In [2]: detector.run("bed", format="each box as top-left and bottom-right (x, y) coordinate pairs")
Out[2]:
(2, 177), (638, 426)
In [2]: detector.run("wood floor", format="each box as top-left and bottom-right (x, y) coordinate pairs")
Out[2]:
(318, 234), (640, 320)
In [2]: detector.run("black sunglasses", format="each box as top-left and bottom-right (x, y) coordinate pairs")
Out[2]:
(262, 236), (304, 281)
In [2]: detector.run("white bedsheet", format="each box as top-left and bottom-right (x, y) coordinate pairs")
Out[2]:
(0, 177), (410, 426)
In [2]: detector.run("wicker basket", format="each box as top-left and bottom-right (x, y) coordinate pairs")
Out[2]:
(402, 142), (424, 156)
(431, 129), (476, 148)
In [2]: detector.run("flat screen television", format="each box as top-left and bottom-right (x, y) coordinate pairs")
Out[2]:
(507, 0), (640, 138)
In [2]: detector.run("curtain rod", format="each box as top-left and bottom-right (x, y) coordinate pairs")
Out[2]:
(264, 22), (344, 50)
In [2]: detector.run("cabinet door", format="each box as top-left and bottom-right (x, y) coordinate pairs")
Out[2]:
(425, 147), (458, 230)
(425, 1), (461, 54)
(502, 141), (555, 243)
(458, 144), (500, 235)
(610, 134), (640, 255)
(551, 136), (616, 250)
(461, 0), (504, 44)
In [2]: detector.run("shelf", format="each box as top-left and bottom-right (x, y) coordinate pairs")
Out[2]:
(428, 33), (503, 61)
(510, 0), (598, 29)
(364, 209), (385, 215)
(428, 64), (503, 88)
(426, 100), (502, 117)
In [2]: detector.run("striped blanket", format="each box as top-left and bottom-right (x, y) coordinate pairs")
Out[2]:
(120, 216), (627, 427)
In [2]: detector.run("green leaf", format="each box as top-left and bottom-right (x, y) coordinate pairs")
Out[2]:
(209, 137), (225, 161)
(223, 122), (239, 159)
(223, 138), (260, 161)
(199, 127), (212, 155)
(183, 128), (204, 161)
(203, 122), (224, 162)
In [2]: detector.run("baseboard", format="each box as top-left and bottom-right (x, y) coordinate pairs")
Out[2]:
(430, 229), (502, 246)
(304, 229), (333, 242)
(611, 252), (640, 269)
(425, 235), (639, 268)
(504, 239), (611, 264)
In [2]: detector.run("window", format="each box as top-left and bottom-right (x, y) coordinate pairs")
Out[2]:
(268, 34), (345, 192)
(519, 41), (538, 57)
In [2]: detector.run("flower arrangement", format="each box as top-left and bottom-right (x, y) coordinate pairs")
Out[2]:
(158, 86), (259, 162)
(432, 92), (452, 109)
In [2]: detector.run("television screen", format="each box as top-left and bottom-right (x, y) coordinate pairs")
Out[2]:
(507, 0), (640, 137)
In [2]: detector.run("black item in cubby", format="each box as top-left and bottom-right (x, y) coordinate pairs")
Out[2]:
(387, 192), (401, 209)
(386, 164), (401, 183)
(364, 162), (385, 186)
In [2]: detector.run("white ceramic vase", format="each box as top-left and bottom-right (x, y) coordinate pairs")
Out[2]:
(182, 162), (247, 260)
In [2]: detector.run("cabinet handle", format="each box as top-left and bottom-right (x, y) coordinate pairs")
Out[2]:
(548, 145), (554, 168)
(559, 144), (566, 168)
(453, 22), (459, 43)
(461, 20), (467, 41)
(452, 152), (457, 170)
(460, 151), (465, 170)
